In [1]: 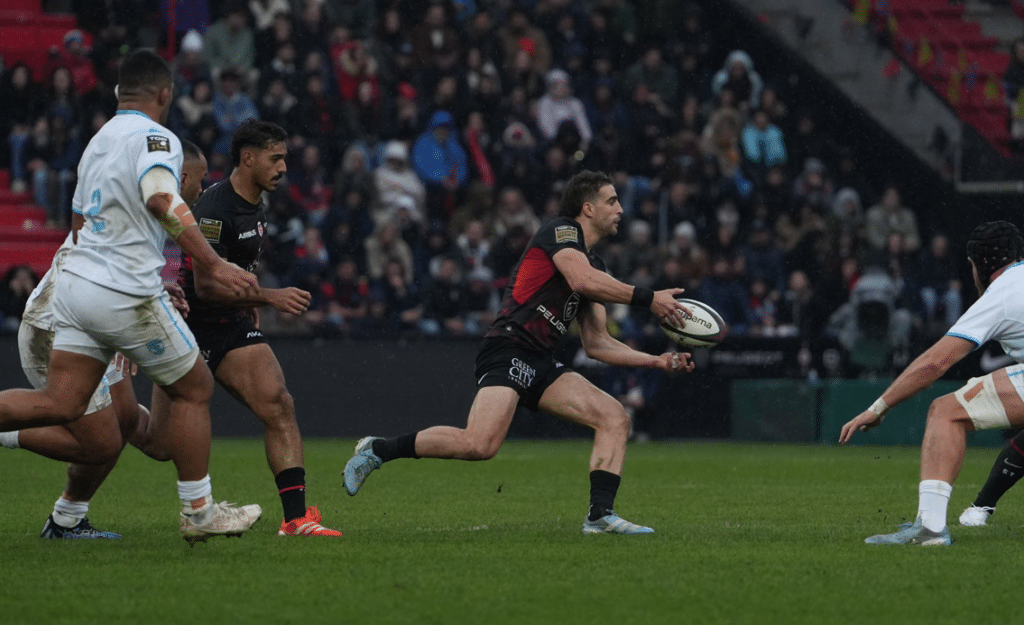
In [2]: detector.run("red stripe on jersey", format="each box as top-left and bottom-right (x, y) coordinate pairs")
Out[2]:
(512, 247), (555, 305)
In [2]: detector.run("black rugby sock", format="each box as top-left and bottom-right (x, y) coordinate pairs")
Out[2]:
(275, 467), (307, 522)
(974, 434), (1024, 509)
(588, 470), (621, 521)
(372, 433), (420, 462)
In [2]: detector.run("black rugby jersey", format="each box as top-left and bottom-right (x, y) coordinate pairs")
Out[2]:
(486, 216), (605, 352)
(179, 179), (267, 323)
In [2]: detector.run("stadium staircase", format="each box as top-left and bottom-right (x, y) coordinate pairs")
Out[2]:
(0, 0), (83, 277)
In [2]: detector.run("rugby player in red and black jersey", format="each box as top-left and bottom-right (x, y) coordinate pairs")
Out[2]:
(343, 170), (695, 534)
(133, 120), (341, 537)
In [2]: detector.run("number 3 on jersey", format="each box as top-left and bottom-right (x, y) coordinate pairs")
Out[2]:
(86, 189), (106, 233)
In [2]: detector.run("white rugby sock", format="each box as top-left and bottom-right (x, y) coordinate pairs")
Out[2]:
(0, 431), (20, 449)
(52, 497), (89, 529)
(177, 475), (213, 514)
(918, 480), (952, 532)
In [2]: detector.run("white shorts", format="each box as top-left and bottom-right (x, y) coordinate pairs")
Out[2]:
(17, 322), (122, 416)
(51, 272), (199, 387)
(953, 364), (1024, 430)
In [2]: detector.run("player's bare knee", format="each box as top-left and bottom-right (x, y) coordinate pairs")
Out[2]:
(926, 396), (966, 428)
(258, 386), (296, 428)
(465, 437), (501, 460)
(594, 401), (631, 437)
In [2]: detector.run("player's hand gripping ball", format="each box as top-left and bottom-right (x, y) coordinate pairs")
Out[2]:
(660, 297), (728, 349)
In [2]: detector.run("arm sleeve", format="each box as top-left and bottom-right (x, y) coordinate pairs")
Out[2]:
(136, 131), (182, 191)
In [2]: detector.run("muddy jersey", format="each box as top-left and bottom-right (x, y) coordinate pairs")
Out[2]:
(179, 179), (267, 323)
(486, 216), (603, 352)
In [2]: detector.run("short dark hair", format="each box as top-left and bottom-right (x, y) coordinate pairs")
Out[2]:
(229, 119), (288, 166)
(181, 139), (203, 162)
(967, 220), (1024, 284)
(117, 49), (172, 96)
(559, 170), (615, 218)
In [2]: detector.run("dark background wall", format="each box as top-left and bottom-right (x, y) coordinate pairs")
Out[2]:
(0, 337), (729, 440)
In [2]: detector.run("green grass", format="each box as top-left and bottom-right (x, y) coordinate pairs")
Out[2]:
(1, 439), (1023, 625)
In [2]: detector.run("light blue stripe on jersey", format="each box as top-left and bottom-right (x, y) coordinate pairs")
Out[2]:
(945, 331), (980, 346)
(158, 296), (194, 350)
(116, 110), (152, 120)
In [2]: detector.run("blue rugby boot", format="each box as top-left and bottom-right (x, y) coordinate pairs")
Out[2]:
(40, 516), (123, 540)
(343, 436), (383, 496)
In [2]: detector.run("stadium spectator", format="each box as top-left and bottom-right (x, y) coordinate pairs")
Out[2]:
(776, 269), (829, 339)
(0, 265), (39, 334)
(292, 72), (342, 155)
(172, 77), (214, 139)
(312, 256), (368, 334)
(43, 66), (84, 136)
(1, 64), (42, 193)
(456, 219), (492, 272)
(41, 30), (98, 98)
(25, 113), (83, 229)
(422, 256), (470, 336)
(747, 275), (779, 336)
(411, 2), (462, 71)
(464, 266), (498, 333)
(787, 110), (832, 176)
(491, 186), (541, 240)
(372, 141), (425, 225)
(289, 143), (332, 226)
(376, 258), (423, 336)
(255, 12), (296, 70)
(211, 68), (260, 156)
(831, 187), (866, 243)
(741, 219), (786, 294)
(864, 184), (921, 254)
(173, 30), (211, 94)
(258, 75), (298, 129)
(791, 157), (833, 213)
(913, 232), (963, 335)
(663, 221), (710, 290)
(537, 69), (593, 151)
(260, 41), (302, 97)
(365, 220), (415, 284)
(695, 255), (755, 336)
(412, 110), (469, 219)
(741, 108), (787, 174)
(711, 50), (763, 112)
(623, 44), (679, 111)
(204, 1), (257, 82)
(498, 7), (552, 77)
(332, 37), (379, 103)
(249, 0), (291, 32)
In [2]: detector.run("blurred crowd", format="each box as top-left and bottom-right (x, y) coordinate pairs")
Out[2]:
(0, 0), (967, 368)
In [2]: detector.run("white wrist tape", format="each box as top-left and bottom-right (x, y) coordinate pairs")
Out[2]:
(140, 167), (194, 239)
(868, 397), (890, 421)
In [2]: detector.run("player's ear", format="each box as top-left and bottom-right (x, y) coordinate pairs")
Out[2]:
(158, 85), (172, 107)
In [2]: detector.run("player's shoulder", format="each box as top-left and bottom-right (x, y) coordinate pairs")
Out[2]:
(535, 216), (583, 246)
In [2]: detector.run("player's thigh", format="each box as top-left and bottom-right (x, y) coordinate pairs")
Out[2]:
(464, 385), (521, 442)
(159, 353), (214, 404)
(537, 371), (623, 430)
(214, 343), (290, 418)
(951, 366), (1024, 431)
(45, 349), (110, 415)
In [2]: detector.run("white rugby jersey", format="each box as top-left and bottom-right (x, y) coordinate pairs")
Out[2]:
(64, 110), (182, 296)
(947, 261), (1024, 362)
(21, 231), (75, 332)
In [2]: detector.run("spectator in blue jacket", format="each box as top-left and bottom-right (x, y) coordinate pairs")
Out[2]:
(412, 110), (469, 219)
(741, 108), (786, 174)
(211, 67), (259, 156)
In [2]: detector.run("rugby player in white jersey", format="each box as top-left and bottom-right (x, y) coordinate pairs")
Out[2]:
(0, 142), (208, 539)
(840, 220), (1024, 546)
(0, 49), (262, 544)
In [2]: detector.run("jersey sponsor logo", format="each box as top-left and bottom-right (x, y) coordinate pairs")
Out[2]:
(238, 228), (258, 240)
(199, 218), (222, 243)
(147, 134), (171, 152)
(246, 330), (263, 339)
(200, 349), (211, 363)
(536, 304), (567, 334)
(257, 222), (264, 237)
(508, 358), (536, 388)
(554, 225), (579, 244)
(145, 339), (165, 356)
(563, 293), (580, 322)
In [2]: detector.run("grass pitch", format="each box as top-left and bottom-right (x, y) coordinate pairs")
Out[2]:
(0, 439), (1021, 625)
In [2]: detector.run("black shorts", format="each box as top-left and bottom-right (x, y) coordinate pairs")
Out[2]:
(474, 338), (573, 411)
(188, 316), (267, 375)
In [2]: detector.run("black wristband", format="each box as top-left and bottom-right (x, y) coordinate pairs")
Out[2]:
(629, 286), (655, 308)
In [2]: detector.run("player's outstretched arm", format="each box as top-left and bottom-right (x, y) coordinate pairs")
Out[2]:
(553, 248), (691, 321)
(838, 335), (976, 444)
(193, 266), (311, 315)
(579, 302), (693, 373)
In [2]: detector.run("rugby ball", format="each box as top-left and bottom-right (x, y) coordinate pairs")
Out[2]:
(660, 298), (728, 349)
